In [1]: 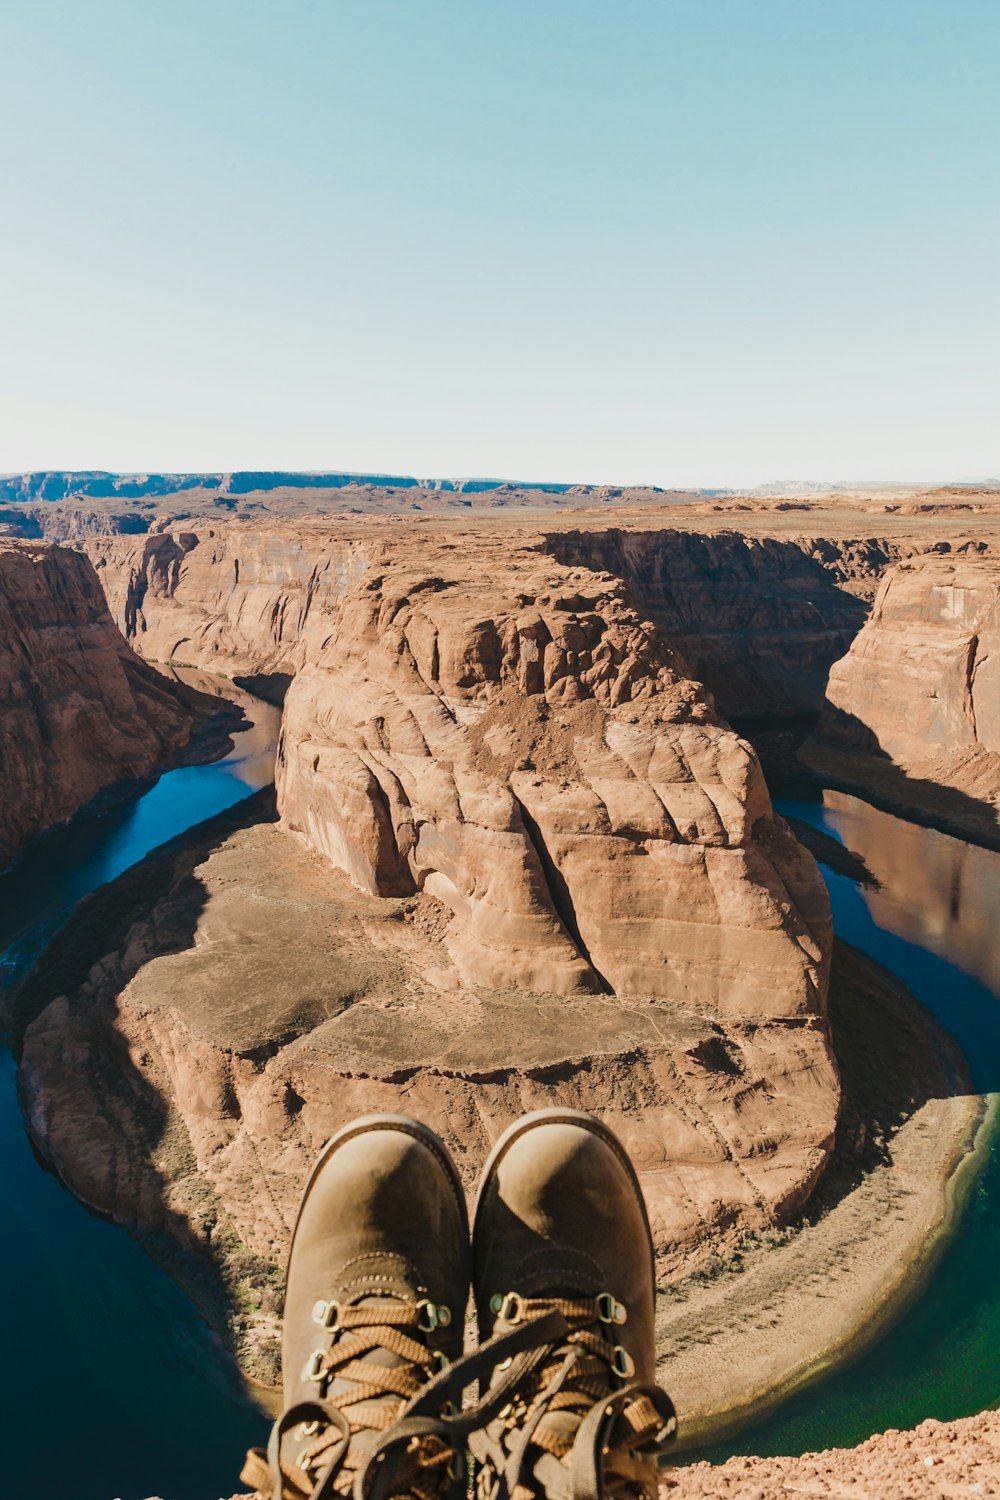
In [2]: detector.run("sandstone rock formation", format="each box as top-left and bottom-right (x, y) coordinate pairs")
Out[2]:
(0, 542), (195, 866)
(82, 515), (977, 730)
(541, 529), (898, 720)
(812, 553), (1000, 842)
(20, 814), (838, 1385)
(87, 527), (370, 678)
(17, 526), (846, 1379)
(276, 541), (833, 1020)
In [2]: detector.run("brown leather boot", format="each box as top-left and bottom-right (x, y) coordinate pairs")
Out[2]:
(242, 1114), (471, 1500)
(469, 1109), (677, 1500)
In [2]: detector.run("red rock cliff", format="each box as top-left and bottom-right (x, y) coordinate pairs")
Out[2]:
(817, 553), (1000, 833)
(276, 539), (832, 1019)
(0, 542), (194, 865)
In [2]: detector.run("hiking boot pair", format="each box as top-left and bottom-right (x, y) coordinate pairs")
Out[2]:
(242, 1108), (677, 1500)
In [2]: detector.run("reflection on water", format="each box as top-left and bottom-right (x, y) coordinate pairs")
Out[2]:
(706, 787), (1000, 1459)
(166, 665), (284, 792)
(0, 673), (277, 1500)
(821, 789), (1000, 997)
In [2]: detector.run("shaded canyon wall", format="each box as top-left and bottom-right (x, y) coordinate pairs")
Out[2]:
(0, 543), (195, 866)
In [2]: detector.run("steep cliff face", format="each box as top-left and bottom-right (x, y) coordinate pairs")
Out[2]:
(277, 541), (832, 1018)
(86, 527), (371, 676)
(0, 543), (195, 865)
(814, 554), (1000, 837)
(541, 530), (909, 721)
(86, 522), (912, 724)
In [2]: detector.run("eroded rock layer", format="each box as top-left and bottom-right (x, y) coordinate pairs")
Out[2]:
(87, 528), (371, 677)
(541, 529), (896, 720)
(814, 553), (1000, 839)
(276, 540), (832, 1017)
(84, 518), (962, 728)
(0, 542), (194, 865)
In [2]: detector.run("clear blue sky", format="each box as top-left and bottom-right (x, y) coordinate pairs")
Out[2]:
(1, 0), (997, 486)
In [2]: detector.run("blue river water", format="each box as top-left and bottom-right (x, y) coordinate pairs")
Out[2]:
(705, 789), (1000, 1458)
(2, 705), (998, 1493)
(0, 681), (277, 1500)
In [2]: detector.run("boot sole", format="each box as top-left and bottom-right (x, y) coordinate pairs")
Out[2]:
(290, 1111), (471, 1274)
(472, 1106), (656, 1283)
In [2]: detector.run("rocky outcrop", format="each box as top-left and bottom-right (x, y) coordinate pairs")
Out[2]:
(85, 519), (925, 733)
(0, 542), (195, 866)
(17, 528), (843, 1384)
(19, 813), (838, 1382)
(276, 541), (833, 1017)
(541, 529), (910, 721)
(811, 553), (1000, 842)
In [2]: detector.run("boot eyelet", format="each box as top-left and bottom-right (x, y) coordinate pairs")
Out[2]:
(612, 1345), (635, 1378)
(597, 1292), (627, 1325)
(312, 1298), (340, 1329)
(498, 1291), (524, 1323)
(437, 1304), (452, 1327)
(489, 1293), (503, 1315)
(417, 1298), (440, 1332)
(303, 1349), (327, 1382)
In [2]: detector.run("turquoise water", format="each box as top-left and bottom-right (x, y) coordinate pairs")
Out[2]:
(705, 789), (1000, 1459)
(0, 685), (277, 1500)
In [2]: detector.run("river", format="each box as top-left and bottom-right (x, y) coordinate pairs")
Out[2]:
(705, 786), (1000, 1459)
(0, 674), (277, 1500)
(2, 707), (998, 1496)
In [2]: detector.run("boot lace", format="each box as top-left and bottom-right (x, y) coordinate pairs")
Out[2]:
(242, 1297), (458, 1500)
(470, 1294), (677, 1500)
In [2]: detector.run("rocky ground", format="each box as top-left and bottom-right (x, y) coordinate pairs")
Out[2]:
(225, 1414), (1000, 1500)
(661, 1410), (1000, 1498)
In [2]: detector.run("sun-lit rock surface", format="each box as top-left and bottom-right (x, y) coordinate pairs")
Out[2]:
(277, 540), (832, 1019)
(813, 552), (1000, 841)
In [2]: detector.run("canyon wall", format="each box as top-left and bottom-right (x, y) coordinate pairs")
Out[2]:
(85, 522), (906, 722)
(0, 543), (195, 866)
(85, 527), (372, 677)
(540, 529), (910, 721)
(813, 554), (1000, 838)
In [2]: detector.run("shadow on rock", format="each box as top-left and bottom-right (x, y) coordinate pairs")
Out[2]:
(10, 786), (283, 1382)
